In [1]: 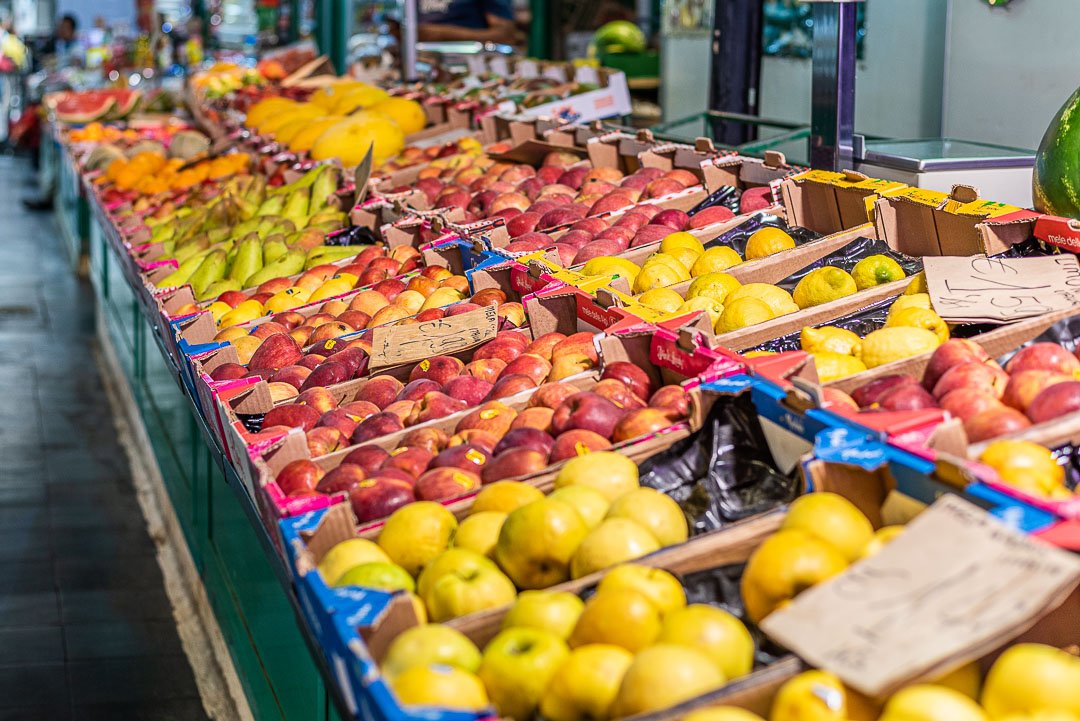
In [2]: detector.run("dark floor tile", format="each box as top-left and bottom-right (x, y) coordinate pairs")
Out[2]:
(63, 619), (183, 661)
(0, 486), (47, 506)
(72, 698), (208, 721)
(0, 664), (69, 707)
(0, 705), (72, 721)
(0, 592), (60, 627)
(67, 656), (199, 705)
(0, 561), (56, 594)
(46, 483), (136, 507)
(0, 529), (52, 562)
(49, 505), (147, 532)
(0, 626), (65, 665)
(51, 527), (155, 559)
(59, 589), (175, 623)
(0, 505), (51, 531)
(54, 555), (163, 592)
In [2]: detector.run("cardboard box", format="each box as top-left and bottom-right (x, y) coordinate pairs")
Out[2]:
(780, 169), (908, 236)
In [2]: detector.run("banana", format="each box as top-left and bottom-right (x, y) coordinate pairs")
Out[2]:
(230, 236), (264, 283)
(244, 249), (306, 289)
(189, 250), (228, 298)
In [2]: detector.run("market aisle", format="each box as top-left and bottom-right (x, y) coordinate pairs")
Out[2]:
(0, 156), (211, 721)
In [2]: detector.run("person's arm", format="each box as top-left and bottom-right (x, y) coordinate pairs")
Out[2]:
(417, 22), (509, 42)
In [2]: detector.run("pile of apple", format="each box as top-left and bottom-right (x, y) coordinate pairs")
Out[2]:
(375, 136), (487, 176)
(210, 272), (519, 370)
(839, 338), (1080, 443)
(273, 364), (691, 522)
(205, 245), (424, 328)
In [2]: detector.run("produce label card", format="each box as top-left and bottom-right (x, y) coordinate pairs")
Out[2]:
(761, 495), (1080, 697)
(924, 254), (1080, 323)
(369, 304), (499, 370)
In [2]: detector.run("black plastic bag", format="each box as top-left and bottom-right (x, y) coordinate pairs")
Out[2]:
(776, 236), (924, 292)
(638, 391), (799, 534)
(703, 213), (821, 257)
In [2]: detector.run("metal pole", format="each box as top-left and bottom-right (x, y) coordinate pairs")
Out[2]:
(402, 0), (418, 82)
(808, 0), (861, 171)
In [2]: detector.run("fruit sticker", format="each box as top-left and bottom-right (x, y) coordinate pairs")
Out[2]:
(479, 409), (501, 420)
(465, 449), (486, 466)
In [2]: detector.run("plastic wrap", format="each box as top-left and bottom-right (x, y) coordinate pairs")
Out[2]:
(775, 236), (923, 292)
(637, 392), (799, 534)
(703, 214), (821, 257)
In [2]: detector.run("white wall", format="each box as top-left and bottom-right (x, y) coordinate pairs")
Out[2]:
(943, 0), (1080, 150)
(758, 0), (948, 143)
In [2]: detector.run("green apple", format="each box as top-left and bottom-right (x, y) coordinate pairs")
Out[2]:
(479, 627), (570, 721)
(317, 538), (391, 585)
(389, 664), (489, 711)
(420, 549), (517, 622)
(880, 684), (988, 721)
(570, 518), (660, 579)
(452, 511), (507, 558)
(502, 590), (584, 640)
(382, 625), (482, 678)
(377, 501), (457, 576)
(595, 564), (686, 617)
(417, 548), (499, 598)
(334, 562), (415, 592)
(606, 487), (689, 546)
(540, 644), (633, 721)
(982, 644), (1080, 717)
(495, 498), (588, 589)
(553, 452), (639, 501)
(549, 486), (610, 529)
(658, 604), (754, 680)
(610, 644), (725, 717)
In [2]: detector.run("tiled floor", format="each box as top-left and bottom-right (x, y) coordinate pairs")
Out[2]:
(0, 157), (210, 720)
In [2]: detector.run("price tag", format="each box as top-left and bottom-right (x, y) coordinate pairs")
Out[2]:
(369, 304), (499, 371)
(924, 255), (1080, 323)
(760, 495), (1080, 697)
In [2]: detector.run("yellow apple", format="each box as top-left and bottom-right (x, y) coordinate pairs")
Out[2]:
(502, 590), (585, 640)
(382, 625), (482, 678)
(610, 644), (726, 717)
(378, 501), (457, 576)
(740, 529), (848, 624)
(549, 485), (610, 529)
(316, 538), (391, 585)
(605, 487), (689, 546)
(780, 492), (874, 563)
(770, 670), (847, 721)
(595, 564), (686, 617)
(657, 604), (754, 680)
(880, 684), (988, 721)
(568, 588), (661, 652)
(472, 480), (544, 514)
(418, 548), (517, 622)
(389, 664), (489, 711)
(334, 562), (415, 592)
(932, 661), (981, 699)
(495, 498), (589, 589)
(479, 627), (570, 721)
(570, 518), (660, 579)
(982, 644), (1080, 718)
(453, 511), (507, 558)
(540, 644), (634, 721)
(859, 525), (906, 559)
(681, 708), (765, 721)
(554, 451), (639, 501)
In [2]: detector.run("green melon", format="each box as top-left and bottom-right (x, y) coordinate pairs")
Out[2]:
(1034, 86), (1080, 217)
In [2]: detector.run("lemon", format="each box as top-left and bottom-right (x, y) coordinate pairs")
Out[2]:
(691, 246), (743, 276)
(859, 327), (941, 368)
(792, 267), (859, 309)
(665, 247), (701, 274)
(581, 257), (641, 284)
(637, 288), (686, 313)
(851, 254), (906, 290)
(716, 297), (773, 333)
(676, 297), (724, 326)
(633, 262), (686, 293)
(888, 293), (932, 316)
(811, 352), (868, 382)
(660, 232), (705, 257)
(729, 283), (799, 317)
(686, 272), (742, 304)
(800, 326), (862, 357)
(781, 492), (874, 562)
(744, 227), (796, 259)
(885, 306), (950, 344)
(904, 272), (928, 295)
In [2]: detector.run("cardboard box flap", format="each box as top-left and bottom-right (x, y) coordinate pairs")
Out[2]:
(782, 169), (906, 236)
(487, 138), (588, 166)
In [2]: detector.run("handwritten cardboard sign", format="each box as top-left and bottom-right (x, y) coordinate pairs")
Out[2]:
(760, 495), (1080, 698)
(924, 255), (1080, 323)
(369, 304), (499, 371)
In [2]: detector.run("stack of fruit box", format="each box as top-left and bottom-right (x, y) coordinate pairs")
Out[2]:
(276, 411), (925, 721)
(245, 322), (741, 547)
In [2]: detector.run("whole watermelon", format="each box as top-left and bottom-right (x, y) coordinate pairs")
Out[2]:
(1034, 86), (1080, 216)
(593, 21), (647, 54)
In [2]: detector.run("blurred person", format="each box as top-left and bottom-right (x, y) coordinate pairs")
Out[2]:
(45, 14), (82, 68)
(418, 0), (520, 43)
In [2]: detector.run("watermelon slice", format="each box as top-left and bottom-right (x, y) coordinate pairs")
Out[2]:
(51, 89), (141, 124)
(104, 90), (141, 119)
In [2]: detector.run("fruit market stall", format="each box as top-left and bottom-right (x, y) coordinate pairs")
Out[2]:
(48, 47), (1080, 721)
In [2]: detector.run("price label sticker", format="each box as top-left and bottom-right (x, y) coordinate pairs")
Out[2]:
(760, 495), (1080, 697)
(369, 304), (500, 371)
(924, 255), (1080, 323)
